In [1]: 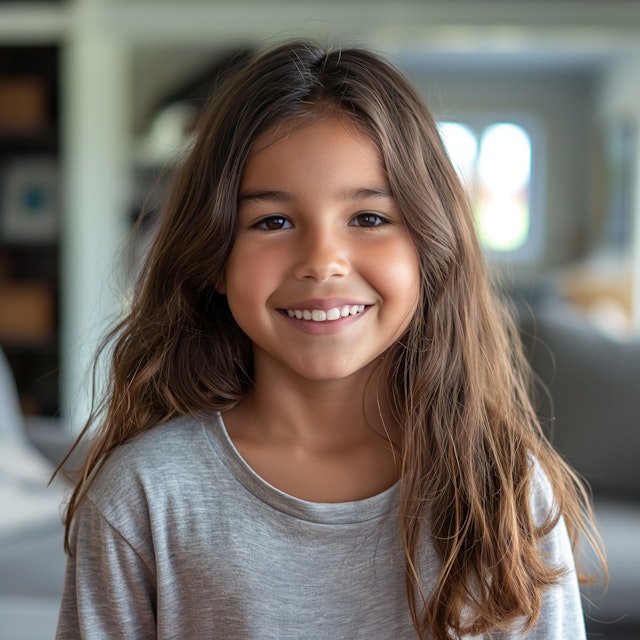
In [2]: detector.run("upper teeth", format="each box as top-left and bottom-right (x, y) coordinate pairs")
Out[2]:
(286, 305), (365, 322)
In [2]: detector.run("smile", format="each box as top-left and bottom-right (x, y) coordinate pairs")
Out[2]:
(285, 305), (366, 322)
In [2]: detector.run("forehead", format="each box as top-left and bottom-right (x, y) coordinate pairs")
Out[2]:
(250, 112), (379, 158)
(242, 115), (387, 186)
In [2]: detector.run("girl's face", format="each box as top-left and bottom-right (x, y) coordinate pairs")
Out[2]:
(220, 116), (420, 386)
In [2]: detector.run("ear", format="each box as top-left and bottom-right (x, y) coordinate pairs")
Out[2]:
(215, 276), (226, 295)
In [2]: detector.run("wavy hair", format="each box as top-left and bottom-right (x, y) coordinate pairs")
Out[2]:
(59, 40), (603, 639)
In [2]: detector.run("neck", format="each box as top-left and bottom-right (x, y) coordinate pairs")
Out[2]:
(229, 357), (399, 453)
(222, 358), (402, 502)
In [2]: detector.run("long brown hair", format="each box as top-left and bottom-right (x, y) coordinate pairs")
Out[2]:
(59, 40), (603, 639)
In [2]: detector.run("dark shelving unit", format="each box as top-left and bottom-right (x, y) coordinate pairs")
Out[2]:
(0, 44), (60, 416)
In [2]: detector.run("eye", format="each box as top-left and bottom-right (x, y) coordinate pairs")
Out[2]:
(349, 212), (388, 228)
(253, 215), (292, 231)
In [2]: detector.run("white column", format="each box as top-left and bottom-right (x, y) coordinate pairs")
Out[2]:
(60, 27), (130, 432)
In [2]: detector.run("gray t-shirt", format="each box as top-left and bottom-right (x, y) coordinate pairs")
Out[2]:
(56, 413), (586, 639)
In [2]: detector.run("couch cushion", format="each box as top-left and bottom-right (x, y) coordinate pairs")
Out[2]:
(523, 304), (640, 499)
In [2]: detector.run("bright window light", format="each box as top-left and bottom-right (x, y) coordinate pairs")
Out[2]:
(438, 122), (478, 189)
(439, 120), (534, 254)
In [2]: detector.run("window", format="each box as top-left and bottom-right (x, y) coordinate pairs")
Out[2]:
(438, 118), (542, 259)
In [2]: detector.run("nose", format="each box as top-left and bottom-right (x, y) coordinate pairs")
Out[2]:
(292, 226), (350, 282)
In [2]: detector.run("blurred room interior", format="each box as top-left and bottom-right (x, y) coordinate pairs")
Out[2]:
(0, 0), (639, 638)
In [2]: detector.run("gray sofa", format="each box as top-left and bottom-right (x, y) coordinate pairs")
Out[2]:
(521, 302), (640, 635)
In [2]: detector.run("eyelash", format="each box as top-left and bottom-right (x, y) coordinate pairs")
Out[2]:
(251, 212), (390, 231)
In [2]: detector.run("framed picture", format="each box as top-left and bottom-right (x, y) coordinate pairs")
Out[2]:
(1, 157), (59, 243)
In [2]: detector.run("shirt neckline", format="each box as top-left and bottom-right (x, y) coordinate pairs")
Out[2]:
(201, 412), (400, 525)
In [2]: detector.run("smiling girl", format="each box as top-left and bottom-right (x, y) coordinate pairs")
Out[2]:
(56, 41), (603, 639)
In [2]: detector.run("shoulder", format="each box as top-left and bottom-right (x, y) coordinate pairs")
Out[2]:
(526, 455), (577, 565)
(70, 413), (244, 566)
(85, 414), (220, 517)
(527, 455), (560, 528)
(98, 414), (209, 472)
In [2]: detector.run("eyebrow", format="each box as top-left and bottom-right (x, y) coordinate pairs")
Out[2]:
(238, 189), (294, 204)
(238, 186), (394, 204)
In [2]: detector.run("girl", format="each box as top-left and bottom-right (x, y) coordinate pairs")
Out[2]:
(56, 41), (603, 639)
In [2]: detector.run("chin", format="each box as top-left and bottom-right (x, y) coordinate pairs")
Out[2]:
(292, 358), (380, 384)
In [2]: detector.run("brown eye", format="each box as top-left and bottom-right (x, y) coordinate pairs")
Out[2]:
(350, 212), (387, 228)
(254, 216), (292, 230)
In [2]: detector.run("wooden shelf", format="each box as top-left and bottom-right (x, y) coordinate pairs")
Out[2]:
(0, 43), (60, 416)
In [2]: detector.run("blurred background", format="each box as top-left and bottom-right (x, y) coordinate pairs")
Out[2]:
(0, 0), (639, 638)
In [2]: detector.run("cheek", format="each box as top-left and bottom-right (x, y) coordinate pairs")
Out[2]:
(381, 242), (421, 300)
(224, 247), (281, 307)
(385, 250), (421, 333)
